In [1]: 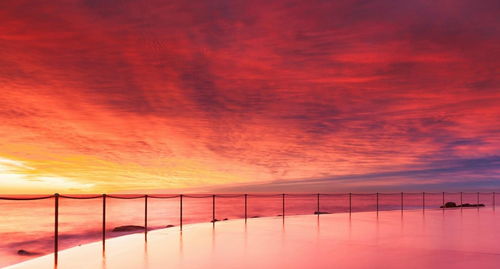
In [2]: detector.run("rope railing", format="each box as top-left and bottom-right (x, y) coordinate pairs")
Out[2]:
(1, 192), (497, 267)
(106, 194), (145, 199)
(215, 194), (245, 198)
(147, 194), (180, 199)
(59, 194), (103, 199)
(247, 194), (283, 197)
(0, 195), (54, 200)
(183, 194), (214, 198)
(4, 192), (496, 201)
(285, 193), (317, 197)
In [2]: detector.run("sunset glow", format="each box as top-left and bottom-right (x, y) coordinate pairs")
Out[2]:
(0, 0), (499, 193)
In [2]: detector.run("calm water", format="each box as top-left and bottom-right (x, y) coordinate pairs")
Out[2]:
(0, 193), (495, 267)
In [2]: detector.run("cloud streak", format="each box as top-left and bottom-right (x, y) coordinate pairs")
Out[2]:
(0, 0), (498, 193)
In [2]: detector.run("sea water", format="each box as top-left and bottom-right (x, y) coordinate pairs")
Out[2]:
(0, 192), (494, 267)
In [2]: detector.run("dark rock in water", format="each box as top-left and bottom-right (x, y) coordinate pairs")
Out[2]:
(251, 216), (260, 218)
(210, 219), (220, 223)
(166, 224), (175, 228)
(314, 211), (330, 215)
(17, 249), (39, 256)
(440, 202), (485, 208)
(277, 214), (283, 217)
(440, 202), (457, 208)
(112, 225), (145, 232)
(223, 218), (228, 221)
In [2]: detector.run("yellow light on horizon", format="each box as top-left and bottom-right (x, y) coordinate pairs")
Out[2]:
(0, 157), (95, 194)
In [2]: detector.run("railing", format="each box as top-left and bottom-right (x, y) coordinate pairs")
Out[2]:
(0, 192), (497, 267)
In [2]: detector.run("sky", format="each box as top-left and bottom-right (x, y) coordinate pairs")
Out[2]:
(0, 0), (499, 194)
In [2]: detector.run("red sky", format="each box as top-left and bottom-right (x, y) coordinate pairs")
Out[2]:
(0, 0), (499, 193)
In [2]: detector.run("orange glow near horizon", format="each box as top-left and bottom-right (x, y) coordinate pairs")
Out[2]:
(0, 0), (499, 194)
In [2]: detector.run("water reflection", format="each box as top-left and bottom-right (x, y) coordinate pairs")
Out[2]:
(143, 241), (149, 269)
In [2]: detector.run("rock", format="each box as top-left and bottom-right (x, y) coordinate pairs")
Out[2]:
(17, 249), (38, 256)
(112, 225), (145, 232)
(314, 211), (330, 215)
(223, 218), (228, 221)
(460, 203), (485, 208)
(166, 224), (175, 228)
(440, 202), (457, 208)
(210, 219), (220, 223)
(251, 216), (260, 218)
(440, 202), (486, 208)
(277, 214), (283, 217)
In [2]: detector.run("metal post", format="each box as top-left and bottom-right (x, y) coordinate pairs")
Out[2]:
(349, 193), (352, 214)
(54, 193), (59, 267)
(494, 192), (496, 210)
(244, 194), (248, 222)
(423, 192), (425, 211)
(477, 192), (479, 205)
(317, 193), (320, 213)
(376, 192), (379, 214)
(180, 195), (183, 231)
(212, 195), (216, 223)
(460, 192), (463, 210)
(144, 195), (148, 241)
(282, 194), (285, 218)
(102, 194), (106, 253)
(401, 192), (403, 212)
(442, 192), (445, 209)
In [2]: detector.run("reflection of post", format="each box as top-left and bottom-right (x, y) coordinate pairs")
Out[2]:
(244, 194), (248, 222)
(282, 194), (285, 218)
(145, 195), (148, 241)
(54, 193), (59, 267)
(102, 194), (106, 253)
(180, 195), (183, 231)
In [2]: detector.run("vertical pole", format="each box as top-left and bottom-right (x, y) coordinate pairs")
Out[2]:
(144, 195), (148, 241)
(422, 191), (425, 211)
(349, 193), (352, 215)
(180, 195), (183, 231)
(244, 194), (248, 222)
(54, 193), (59, 267)
(102, 194), (106, 253)
(442, 192), (445, 209)
(477, 192), (479, 205)
(282, 194), (285, 218)
(401, 192), (403, 212)
(376, 192), (379, 214)
(422, 192), (425, 211)
(212, 195), (216, 223)
(493, 192), (496, 210)
(317, 193), (320, 214)
(460, 192), (463, 210)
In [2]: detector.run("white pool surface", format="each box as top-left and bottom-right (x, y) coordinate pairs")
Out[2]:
(5, 208), (500, 269)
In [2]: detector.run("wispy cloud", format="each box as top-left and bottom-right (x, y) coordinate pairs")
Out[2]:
(0, 0), (498, 193)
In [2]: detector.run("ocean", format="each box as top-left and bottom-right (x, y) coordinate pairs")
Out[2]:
(0, 192), (495, 267)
